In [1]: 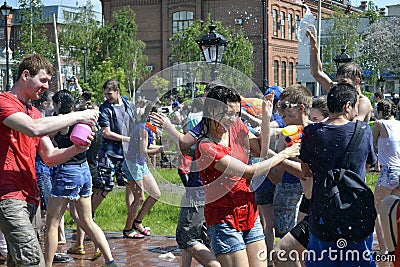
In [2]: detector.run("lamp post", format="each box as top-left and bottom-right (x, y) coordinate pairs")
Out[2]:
(81, 46), (87, 83)
(333, 47), (352, 71)
(377, 76), (385, 93)
(1, 1), (12, 91)
(196, 24), (228, 80)
(261, 0), (268, 91)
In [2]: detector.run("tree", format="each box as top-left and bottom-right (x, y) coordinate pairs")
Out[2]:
(361, 16), (400, 80)
(58, 0), (101, 87)
(320, 5), (361, 76)
(96, 7), (148, 98)
(88, 58), (126, 103)
(170, 17), (254, 79)
(15, 0), (54, 61)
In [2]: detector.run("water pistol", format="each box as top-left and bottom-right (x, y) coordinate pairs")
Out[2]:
(282, 125), (304, 146)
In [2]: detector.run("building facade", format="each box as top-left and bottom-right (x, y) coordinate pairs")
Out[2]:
(100, 0), (354, 90)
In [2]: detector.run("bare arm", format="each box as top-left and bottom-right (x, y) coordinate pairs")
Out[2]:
(355, 95), (372, 122)
(213, 143), (300, 180)
(260, 93), (274, 158)
(3, 109), (98, 137)
(372, 121), (380, 150)
(101, 126), (130, 143)
(307, 25), (333, 92)
(38, 136), (91, 167)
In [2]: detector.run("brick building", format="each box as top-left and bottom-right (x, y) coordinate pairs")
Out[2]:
(100, 0), (358, 89)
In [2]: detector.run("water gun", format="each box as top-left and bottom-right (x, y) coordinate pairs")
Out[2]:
(282, 125), (304, 146)
(241, 97), (263, 117)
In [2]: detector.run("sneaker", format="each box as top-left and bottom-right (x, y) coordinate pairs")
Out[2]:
(91, 248), (102, 261)
(67, 245), (86, 255)
(53, 253), (72, 263)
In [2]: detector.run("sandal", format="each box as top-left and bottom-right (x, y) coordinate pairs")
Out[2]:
(67, 245), (86, 255)
(133, 219), (151, 236)
(122, 228), (145, 239)
(91, 248), (102, 261)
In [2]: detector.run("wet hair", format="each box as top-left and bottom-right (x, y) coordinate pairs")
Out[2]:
(336, 62), (362, 81)
(327, 83), (358, 113)
(374, 91), (383, 100)
(81, 90), (92, 102)
(377, 99), (397, 120)
(52, 90), (76, 115)
(279, 84), (313, 115)
(202, 84), (241, 137)
(102, 79), (120, 92)
(312, 96), (329, 119)
(17, 54), (53, 80)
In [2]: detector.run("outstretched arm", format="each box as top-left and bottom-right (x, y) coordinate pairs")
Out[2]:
(307, 25), (334, 92)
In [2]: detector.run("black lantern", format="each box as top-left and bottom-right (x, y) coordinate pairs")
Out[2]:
(196, 24), (228, 65)
(333, 47), (352, 71)
(81, 46), (87, 83)
(377, 76), (385, 91)
(0, 1), (12, 91)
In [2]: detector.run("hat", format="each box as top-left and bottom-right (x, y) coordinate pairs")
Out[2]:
(264, 86), (283, 102)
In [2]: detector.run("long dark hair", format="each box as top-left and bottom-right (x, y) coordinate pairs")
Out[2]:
(377, 99), (397, 120)
(52, 90), (76, 115)
(201, 84), (241, 137)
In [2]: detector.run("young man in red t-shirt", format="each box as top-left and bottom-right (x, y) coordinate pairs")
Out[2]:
(0, 54), (100, 267)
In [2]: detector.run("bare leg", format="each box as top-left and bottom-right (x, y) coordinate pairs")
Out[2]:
(184, 243), (221, 267)
(273, 232), (305, 267)
(374, 184), (392, 253)
(91, 188), (110, 213)
(258, 203), (275, 263)
(74, 196), (114, 262)
(44, 197), (69, 267)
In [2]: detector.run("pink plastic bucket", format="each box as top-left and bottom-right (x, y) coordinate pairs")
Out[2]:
(70, 123), (92, 146)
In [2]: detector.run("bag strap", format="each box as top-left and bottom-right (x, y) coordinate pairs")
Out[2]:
(340, 120), (365, 169)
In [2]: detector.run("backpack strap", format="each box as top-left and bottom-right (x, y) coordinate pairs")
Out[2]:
(340, 120), (365, 169)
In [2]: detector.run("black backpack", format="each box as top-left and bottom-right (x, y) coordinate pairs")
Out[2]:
(313, 121), (377, 242)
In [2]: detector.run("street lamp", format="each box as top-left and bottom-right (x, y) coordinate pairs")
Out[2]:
(261, 0), (268, 91)
(377, 76), (385, 93)
(196, 24), (228, 79)
(1, 1), (12, 91)
(81, 46), (87, 83)
(333, 46), (352, 71)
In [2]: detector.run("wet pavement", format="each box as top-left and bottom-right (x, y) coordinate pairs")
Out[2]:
(0, 229), (395, 266)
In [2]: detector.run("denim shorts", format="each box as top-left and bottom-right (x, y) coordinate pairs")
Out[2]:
(0, 199), (43, 266)
(377, 165), (400, 190)
(51, 162), (92, 200)
(207, 216), (265, 257)
(122, 160), (150, 181)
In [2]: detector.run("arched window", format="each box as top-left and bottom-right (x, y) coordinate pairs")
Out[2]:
(280, 11), (285, 39)
(289, 62), (294, 85)
(172, 11), (194, 34)
(272, 10), (278, 37)
(281, 61), (287, 87)
(274, 60), (279, 85)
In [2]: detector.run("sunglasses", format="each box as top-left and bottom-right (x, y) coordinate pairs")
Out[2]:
(279, 102), (299, 110)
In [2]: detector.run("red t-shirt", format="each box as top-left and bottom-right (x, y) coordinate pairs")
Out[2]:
(0, 92), (42, 205)
(196, 119), (258, 231)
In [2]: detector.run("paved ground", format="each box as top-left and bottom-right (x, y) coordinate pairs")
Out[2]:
(0, 230), (395, 266)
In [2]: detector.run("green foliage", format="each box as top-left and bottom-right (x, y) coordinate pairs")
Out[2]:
(15, 0), (54, 61)
(58, 0), (101, 84)
(88, 58), (127, 103)
(322, 5), (361, 76)
(170, 16), (254, 79)
(96, 7), (149, 97)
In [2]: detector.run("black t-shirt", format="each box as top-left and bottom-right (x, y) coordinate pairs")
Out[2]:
(53, 124), (87, 164)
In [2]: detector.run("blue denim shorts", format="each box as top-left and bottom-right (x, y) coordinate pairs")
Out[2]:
(122, 160), (150, 181)
(51, 162), (92, 200)
(207, 216), (265, 257)
(377, 165), (400, 190)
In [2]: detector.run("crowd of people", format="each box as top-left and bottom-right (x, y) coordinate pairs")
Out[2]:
(0, 27), (399, 267)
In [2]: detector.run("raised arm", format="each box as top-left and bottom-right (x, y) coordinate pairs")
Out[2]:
(260, 92), (274, 158)
(307, 25), (334, 92)
(3, 109), (98, 137)
(212, 143), (300, 180)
